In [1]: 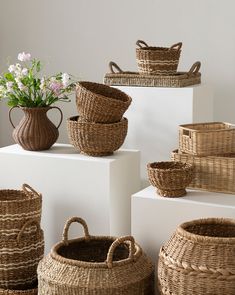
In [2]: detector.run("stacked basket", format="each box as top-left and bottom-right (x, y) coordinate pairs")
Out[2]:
(67, 81), (132, 156)
(172, 122), (235, 194)
(0, 184), (44, 295)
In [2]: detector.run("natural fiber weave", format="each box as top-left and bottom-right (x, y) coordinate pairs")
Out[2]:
(0, 219), (44, 290)
(67, 116), (128, 156)
(158, 218), (235, 295)
(0, 184), (42, 237)
(136, 40), (182, 75)
(147, 162), (195, 197)
(104, 61), (201, 87)
(38, 216), (154, 295)
(76, 81), (131, 123)
(179, 122), (235, 156)
(0, 282), (38, 295)
(172, 149), (235, 194)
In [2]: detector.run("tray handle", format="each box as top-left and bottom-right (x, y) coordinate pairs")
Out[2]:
(109, 62), (123, 74)
(136, 40), (149, 48)
(188, 61), (201, 76)
(169, 42), (182, 52)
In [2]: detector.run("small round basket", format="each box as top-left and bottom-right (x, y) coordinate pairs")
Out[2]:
(0, 281), (38, 295)
(37, 217), (154, 295)
(136, 40), (182, 75)
(76, 81), (132, 123)
(158, 218), (235, 295)
(147, 161), (194, 197)
(67, 116), (128, 156)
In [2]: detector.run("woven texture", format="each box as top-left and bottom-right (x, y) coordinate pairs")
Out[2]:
(9, 107), (63, 151)
(0, 219), (44, 290)
(147, 162), (195, 197)
(104, 61), (201, 87)
(172, 149), (235, 194)
(0, 282), (38, 295)
(38, 216), (154, 295)
(179, 122), (235, 156)
(67, 116), (128, 156)
(0, 184), (42, 238)
(158, 218), (235, 295)
(76, 81), (131, 123)
(136, 40), (182, 75)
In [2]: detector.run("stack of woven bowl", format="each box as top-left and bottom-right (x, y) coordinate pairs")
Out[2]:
(0, 184), (44, 295)
(67, 81), (132, 156)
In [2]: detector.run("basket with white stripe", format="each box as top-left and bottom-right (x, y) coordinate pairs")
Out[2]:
(136, 40), (182, 75)
(0, 184), (42, 237)
(0, 219), (44, 290)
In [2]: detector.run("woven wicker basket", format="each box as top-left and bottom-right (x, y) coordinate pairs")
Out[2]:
(172, 149), (235, 194)
(0, 184), (42, 238)
(67, 116), (128, 156)
(158, 218), (235, 295)
(0, 220), (44, 290)
(76, 81), (132, 123)
(38, 217), (154, 295)
(147, 162), (195, 197)
(104, 61), (201, 87)
(136, 40), (182, 75)
(179, 122), (235, 156)
(0, 282), (38, 295)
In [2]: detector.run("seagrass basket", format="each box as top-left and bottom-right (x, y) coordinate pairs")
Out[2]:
(136, 40), (182, 75)
(179, 122), (235, 156)
(147, 161), (195, 197)
(0, 281), (38, 295)
(67, 116), (128, 156)
(158, 218), (235, 295)
(76, 81), (132, 123)
(0, 184), (42, 238)
(38, 217), (154, 295)
(0, 220), (44, 290)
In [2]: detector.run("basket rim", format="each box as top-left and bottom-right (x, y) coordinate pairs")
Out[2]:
(179, 122), (235, 132)
(0, 189), (41, 204)
(50, 235), (142, 268)
(67, 116), (128, 126)
(177, 218), (235, 244)
(172, 149), (235, 159)
(136, 46), (181, 52)
(147, 161), (193, 172)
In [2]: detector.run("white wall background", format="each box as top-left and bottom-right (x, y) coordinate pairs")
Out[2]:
(0, 0), (235, 146)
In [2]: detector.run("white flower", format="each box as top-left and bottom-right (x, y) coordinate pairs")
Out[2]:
(40, 77), (46, 90)
(50, 77), (56, 82)
(8, 65), (16, 73)
(17, 81), (25, 91)
(0, 85), (7, 97)
(21, 68), (28, 76)
(6, 82), (14, 93)
(62, 73), (69, 88)
(18, 52), (31, 62)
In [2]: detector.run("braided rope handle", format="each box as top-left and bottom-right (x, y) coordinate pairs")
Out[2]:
(169, 42), (182, 51)
(48, 106), (63, 129)
(136, 40), (149, 48)
(8, 106), (19, 129)
(62, 216), (90, 245)
(188, 61), (201, 76)
(109, 62), (123, 74)
(106, 235), (135, 268)
(22, 183), (41, 198)
(17, 219), (41, 243)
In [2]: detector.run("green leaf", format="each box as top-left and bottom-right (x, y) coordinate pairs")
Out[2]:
(4, 73), (14, 81)
(36, 61), (41, 72)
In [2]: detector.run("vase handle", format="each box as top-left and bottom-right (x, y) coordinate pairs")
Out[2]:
(8, 106), (19, 129)
(49, 106), (63, 129)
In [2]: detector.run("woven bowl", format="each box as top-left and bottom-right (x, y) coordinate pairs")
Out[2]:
(67, 116), (128, 156)
(76, 81), (132, 123)
(147, 161), (194, 197)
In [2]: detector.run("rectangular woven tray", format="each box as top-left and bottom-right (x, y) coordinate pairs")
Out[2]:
(171, 149), (235, 194)
(104, 61), (201, 88)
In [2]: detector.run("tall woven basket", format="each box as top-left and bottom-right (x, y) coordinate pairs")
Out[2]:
(158, 218), (235, 295)
(0, 282), (38, 295)
(38, 217), (154, 295)
(0, 184), (42, 238)
(136, 40), (182, 75)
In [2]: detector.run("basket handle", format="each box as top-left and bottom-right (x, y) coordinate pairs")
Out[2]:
(188, 61), (201, 76)
(169, 42), (182, 52)
(109, 62), (123, 74)
(48, 106), (63, 129)
(22, 183), (41, 198)
(17, 219), (41, 243)
(136, 40), (149, 48)
(106, 235), (135, 268)
(62, 216), (90, 245)
(8, 106), (20, 129)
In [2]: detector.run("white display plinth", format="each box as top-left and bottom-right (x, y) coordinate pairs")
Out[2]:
(132, 186), (235, 263)
(116, 85), (213, 186)
(0, 144), (141, 253)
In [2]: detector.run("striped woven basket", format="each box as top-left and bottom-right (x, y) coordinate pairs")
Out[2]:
(0, 281), (38, 295)
(0, 184), (42, 238)
(67, 116), (128, 156)
(158, 218), (235, 295)
(0, 220), (44, 290)
(38, 217), (154, 295)
(136, 40), (182, 75)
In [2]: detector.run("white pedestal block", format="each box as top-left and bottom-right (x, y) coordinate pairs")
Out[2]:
(116, 85), (213, 186)
(0, 144), (141, 253)
(132, 186), (235, 263)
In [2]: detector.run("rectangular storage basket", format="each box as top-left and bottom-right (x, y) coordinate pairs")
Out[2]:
(171, 149), (235, 194)
(179, 122), (235, 156)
